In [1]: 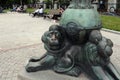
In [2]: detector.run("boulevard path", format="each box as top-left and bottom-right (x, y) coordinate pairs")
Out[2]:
(0, 13), (120, 80)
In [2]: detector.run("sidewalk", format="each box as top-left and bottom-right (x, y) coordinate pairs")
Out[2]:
(0, 13), (120, 80)
(0, 12), (56, 50)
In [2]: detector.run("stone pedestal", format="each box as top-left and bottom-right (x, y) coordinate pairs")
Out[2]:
(43, 4), (46, 9)
(18, 69), (90, 80)
(54, 3), (57, 9)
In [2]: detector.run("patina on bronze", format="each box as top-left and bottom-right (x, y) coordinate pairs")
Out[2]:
(25, 0), (120, 80)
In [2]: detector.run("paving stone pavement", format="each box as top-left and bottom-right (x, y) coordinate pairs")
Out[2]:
(0, 43), (45, 80)
(0, 12), (57, 50)
(0, 12), (120, 80)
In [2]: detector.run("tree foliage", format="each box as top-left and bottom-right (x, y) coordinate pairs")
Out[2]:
(117, 0), (120, 9)
(0, 0), (70, 8)
(43, 0), (70, 8)
(0, 0), (32, 8)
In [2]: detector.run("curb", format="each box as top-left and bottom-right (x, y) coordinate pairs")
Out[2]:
(102, 28), (120, 35)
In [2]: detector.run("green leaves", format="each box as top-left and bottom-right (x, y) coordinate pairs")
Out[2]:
(0, 0), (33, 8)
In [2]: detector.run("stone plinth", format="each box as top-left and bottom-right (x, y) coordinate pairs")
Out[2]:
(18, 60), (120, 80)
(18, 69), (90, 80)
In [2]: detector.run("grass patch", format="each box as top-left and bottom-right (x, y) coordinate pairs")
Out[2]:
(26, 8), (50, 14)
(3, 9), (10, 13)
(101, 15), (120, 31)
(26, 8), (36, 13)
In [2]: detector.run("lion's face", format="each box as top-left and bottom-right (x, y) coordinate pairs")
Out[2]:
(42, 25), (65, 50)
(46, 29), (63, 50)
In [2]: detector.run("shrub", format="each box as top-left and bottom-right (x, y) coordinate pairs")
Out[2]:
(26, 8), (36, 13)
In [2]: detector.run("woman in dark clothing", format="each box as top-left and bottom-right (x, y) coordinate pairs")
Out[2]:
(52, 8), (65, 20)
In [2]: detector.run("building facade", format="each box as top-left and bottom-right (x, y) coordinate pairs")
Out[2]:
(92, 0), (117, 11)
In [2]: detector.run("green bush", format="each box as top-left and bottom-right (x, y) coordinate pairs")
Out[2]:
(44, 9), (50, 14)
(101, 15), (120, 31)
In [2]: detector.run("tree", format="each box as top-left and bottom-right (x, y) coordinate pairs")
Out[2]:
(117, 0), (120, 9)
(59, 0), (71, 8)
(44, 0), (52, 8)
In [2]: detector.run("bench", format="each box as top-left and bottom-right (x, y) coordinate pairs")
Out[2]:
(29, 12), (44, 17)
(18, 9), (26, 13)
(43, 9), (61, 20)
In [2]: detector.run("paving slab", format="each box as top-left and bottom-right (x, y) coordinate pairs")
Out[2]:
(18, 61), (120, 80)
(0, 13), (57, 50)
(18, 70), (89, 80)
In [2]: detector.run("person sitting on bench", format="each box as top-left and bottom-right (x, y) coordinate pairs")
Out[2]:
(33, 6), (43, 17)
(52, 7), (65, 21)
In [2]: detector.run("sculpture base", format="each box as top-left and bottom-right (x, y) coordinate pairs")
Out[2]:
(18, 69), (90, 80)
(18, 60), (120, 80)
